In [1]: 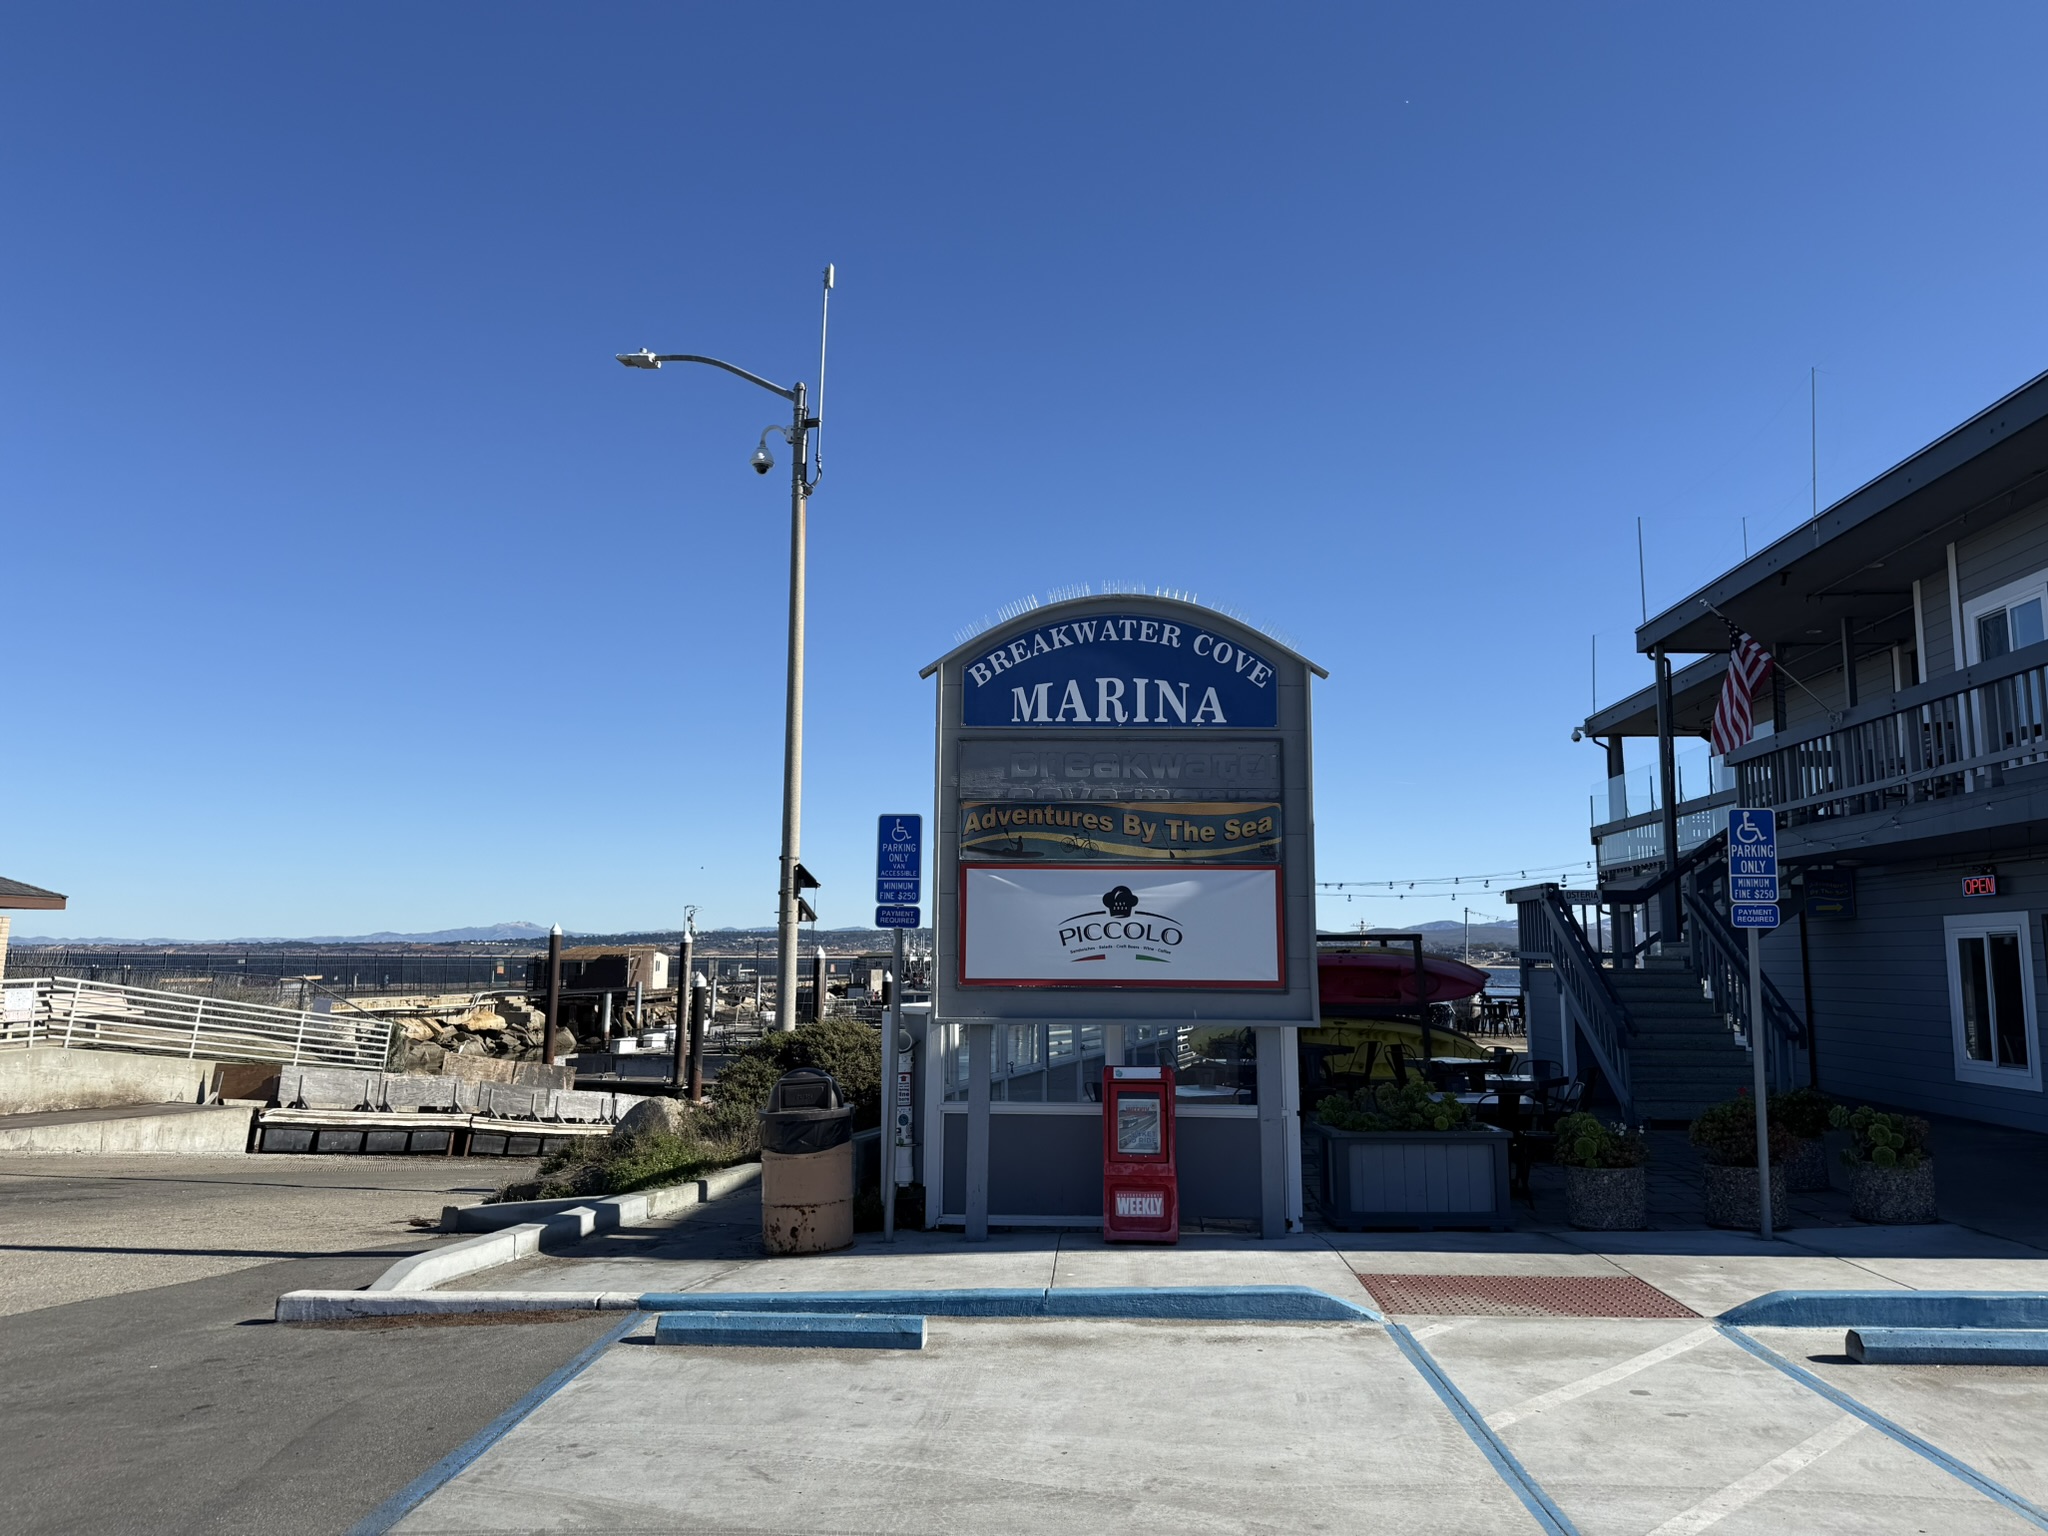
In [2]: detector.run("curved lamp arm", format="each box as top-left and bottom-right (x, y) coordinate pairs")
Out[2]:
(615, 350), (797, 402)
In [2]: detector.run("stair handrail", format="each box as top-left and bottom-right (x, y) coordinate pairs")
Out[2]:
(1680, 881), (1808, 1072)
(1534, 888), (1635, 1116)
(1622, 829), (1730, 936)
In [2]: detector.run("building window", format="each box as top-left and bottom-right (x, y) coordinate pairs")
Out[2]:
(1942, 912), (2042, 1091)
(1963, 573), (2048, 664)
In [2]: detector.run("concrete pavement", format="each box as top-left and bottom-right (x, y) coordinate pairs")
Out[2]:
(0, 1152), (521, 1317)
(0, 1152), (663, 1536)
(366, 1187), (2048, 1535)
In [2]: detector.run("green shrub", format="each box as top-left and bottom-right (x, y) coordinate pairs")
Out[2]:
(1552, 1112), (1646, 1169)
(1827, 1104), (1930, 1170)
(1768, 1087), (1834, 1141)
(514, 1121), (748, 1201)
(1688, 1094), (1796, 1168)
(1315, 1078), (1473, 1133)
(703, 1018), (883, 1150)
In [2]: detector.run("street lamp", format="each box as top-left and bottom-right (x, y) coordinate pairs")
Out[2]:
(617, 265), (834, 1032)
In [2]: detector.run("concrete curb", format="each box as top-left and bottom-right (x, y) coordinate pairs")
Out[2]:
(277, 1290), (642, 1323)
(279, 1282), (1381, 1326)
(1848, 1327), (2048, 1366)
(440, 1162), (761, 1233)
(1720, 1290), (2048, 1329)
(651, 1310), (927, 1350)
(641, 1285), (1382, 1323)
(356, 1163), (764, 1298)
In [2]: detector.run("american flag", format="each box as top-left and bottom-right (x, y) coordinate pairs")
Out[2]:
(1710, 628), (1774, 756)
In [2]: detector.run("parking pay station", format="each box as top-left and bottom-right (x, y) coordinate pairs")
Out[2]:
(920, 594), (1325, 1241)
(1102, 1065), (1178, 1241)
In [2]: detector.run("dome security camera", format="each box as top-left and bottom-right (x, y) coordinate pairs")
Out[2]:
(750, 445), (775, 475)
(1571, 727), (1584, 742)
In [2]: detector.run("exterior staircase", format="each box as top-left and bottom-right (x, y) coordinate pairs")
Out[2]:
(1604, 948), (1755, 1122)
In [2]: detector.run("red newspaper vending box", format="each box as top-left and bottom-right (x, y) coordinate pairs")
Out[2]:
(1102, 1065), (1178, 1243)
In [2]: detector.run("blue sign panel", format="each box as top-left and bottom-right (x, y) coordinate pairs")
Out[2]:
(1727, 807), (1777, 883)
(875, 905), (921, 929)
(1730, 876), (1780, 903)
(960, 614), (1280, 729)
(1731, 902), (1781, 929)
(878, 815), (922, 881)
(878, 877), (921, 905)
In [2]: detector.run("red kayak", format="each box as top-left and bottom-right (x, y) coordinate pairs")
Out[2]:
(1318, 948), (1491, 1008)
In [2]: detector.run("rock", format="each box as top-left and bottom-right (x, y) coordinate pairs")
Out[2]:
(454, 1036), (489, 1056)
(549, 1027), (577, 1057)
(388, 1039), (445, 1076)
(613, 1096), (691, 1139)
(458, 1008), (508, 1033)
(398, 1018), (439, 1042)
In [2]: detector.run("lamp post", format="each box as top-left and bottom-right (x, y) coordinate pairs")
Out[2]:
(617, 266), (833, 1032)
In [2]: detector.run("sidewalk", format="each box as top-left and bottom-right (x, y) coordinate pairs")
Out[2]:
(478, 1173), (2046, 1319)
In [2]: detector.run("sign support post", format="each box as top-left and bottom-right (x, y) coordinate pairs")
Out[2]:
(1747, 923), (1771, 1238)
(884, 924), (903, 1241)
(1728, 807), (1780, 1241)
(874, 814), (922, 1243)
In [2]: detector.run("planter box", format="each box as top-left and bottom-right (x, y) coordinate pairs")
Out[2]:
(1703, 1161), (1787, 1230)
(1311, 1122), (1511, 1231)
(1850, 1160), (1939, 1224)
(1784, 1137), (1830, 1194)
(1565, 1165), (1647, 1230)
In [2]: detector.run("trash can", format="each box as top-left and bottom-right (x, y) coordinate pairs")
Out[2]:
(759, 1068), (854, 1254)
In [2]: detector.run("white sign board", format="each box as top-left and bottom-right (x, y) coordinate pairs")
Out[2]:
(960, 865), (1282, 987)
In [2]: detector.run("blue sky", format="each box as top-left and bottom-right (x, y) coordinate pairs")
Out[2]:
(8, 5), (2048, 939)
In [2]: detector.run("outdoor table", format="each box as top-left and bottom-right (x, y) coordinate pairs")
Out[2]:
(1480, 1074), (1540, 1129)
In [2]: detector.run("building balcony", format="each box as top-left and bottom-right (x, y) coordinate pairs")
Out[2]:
(1725, 636), (2048, 860)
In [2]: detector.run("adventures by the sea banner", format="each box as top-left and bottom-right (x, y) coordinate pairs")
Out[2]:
(961, 800), (1281, 863)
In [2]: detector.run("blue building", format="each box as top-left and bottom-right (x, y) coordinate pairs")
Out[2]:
(1518, 369), (2048, 1134)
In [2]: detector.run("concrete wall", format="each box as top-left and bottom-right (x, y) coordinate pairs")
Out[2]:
(0, 1105), (254, 1154)
(0, 1047), (218, 1115)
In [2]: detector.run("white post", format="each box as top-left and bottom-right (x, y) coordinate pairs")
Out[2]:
(882, 926), (904, 1241)
(1749, 925), (1773, 1238)
(188, 996), (207, 1059)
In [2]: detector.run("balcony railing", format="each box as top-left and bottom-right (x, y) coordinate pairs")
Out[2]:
(1729, 639), (2048, 829)
(1592, 793), (1736, 872)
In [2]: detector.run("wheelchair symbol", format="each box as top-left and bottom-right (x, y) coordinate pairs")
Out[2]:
(891, 820), (913, 844)
(1732, 812), (1769, 844)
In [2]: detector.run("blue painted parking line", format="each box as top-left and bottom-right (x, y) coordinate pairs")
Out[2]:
(1720, 1290), (2048, 1329)
(638, 1284), (1380, 1323)
(344, 1309), (645, 1536)
(1717, 1325), (2048, 1531)
(652, 1310), (926, 1349)
(1386, 1324), (1581, 1536)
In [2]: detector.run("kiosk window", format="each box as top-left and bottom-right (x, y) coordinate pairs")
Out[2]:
(941, 1021), (1257, 1105)
(1115, 1093), (1162, 1155)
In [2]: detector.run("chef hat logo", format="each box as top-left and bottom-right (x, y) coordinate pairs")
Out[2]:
(1102, 885), (1138, 917)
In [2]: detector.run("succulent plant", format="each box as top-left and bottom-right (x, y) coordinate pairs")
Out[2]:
(1553, 1112), (1646, 1169)
(1829, 1104), (1929, 1170)
(1316, 1078), (1475, 1134)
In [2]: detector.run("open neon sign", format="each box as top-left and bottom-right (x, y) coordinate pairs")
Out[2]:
(1963, 873), (1999, 897)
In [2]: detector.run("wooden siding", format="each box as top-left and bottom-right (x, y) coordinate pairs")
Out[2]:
(1954, 494), (2048, 623)
(1921, 561), (1958, 679)
(1795, 852), (2048, 1134)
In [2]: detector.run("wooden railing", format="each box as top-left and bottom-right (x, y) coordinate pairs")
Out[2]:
(1523, 889), (1635, 1120)
(1731, 640), (2048, 828)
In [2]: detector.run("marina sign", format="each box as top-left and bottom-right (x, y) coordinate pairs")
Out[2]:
(960, 615), (1279, 729)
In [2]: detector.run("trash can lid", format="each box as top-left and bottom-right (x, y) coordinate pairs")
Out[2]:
(766, 1068), (845, 1115)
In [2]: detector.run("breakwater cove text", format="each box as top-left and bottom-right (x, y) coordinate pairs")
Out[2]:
(961, 614), (1279, 729)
